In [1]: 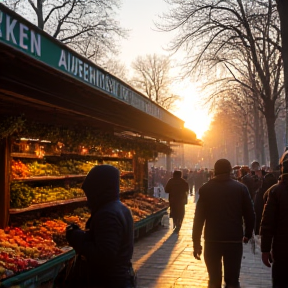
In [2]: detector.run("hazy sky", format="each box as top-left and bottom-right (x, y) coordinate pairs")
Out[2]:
(117, 0), (212, 139)
(117, 0), (173, 67)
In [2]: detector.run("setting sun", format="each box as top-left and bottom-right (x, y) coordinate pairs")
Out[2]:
(172, 82), (212, 139)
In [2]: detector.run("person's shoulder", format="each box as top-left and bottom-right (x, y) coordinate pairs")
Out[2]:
(268, 182), (283, 196)
(233, 178), (247, 187)
(199, 178), (214, 191)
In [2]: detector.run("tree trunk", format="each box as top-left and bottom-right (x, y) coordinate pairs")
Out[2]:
(253, 100), (261, 161)
(264, 101), (279, 169)
(37, 0), (44, 29)
(276, 0), (288, 146)
(260, 116), (266, 165)
(243, 125), (249, 165)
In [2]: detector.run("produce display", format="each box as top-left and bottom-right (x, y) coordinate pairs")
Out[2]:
(10, 158), (135, 209)
(0, 194), (168, 280)
(122, 193), (169, 222)
(1, 138), (166, 281)
(11, 159), (133, 179)
(10, 183), (85, 208)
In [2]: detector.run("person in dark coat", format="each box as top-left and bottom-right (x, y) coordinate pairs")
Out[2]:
(165, 170), (189, 233)
(260, 151), (288, 287)
(240, 165), (260, 202)
(192, 159), (255, 288)
(254, 172), (277, 235)
(65, 165), (134, 288)
(194, 169), (205, 195)
(187, 170), (195, 195)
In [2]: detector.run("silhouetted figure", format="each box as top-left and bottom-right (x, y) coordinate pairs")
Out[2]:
(192, 159), (255, 288)
(165, 170), (189, 233)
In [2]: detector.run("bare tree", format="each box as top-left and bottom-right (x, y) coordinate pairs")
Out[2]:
(102, 59), (129, 83)
(157, 0), (283, 169)
(130, 54), (180, 110)
(2, 0), (128, 63)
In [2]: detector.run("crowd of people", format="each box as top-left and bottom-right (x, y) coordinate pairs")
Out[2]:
(149, 166), (214, 196)
(164, 153), (288, 288)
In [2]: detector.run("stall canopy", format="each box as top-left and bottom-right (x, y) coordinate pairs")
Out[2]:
(0, 4), (202, 146)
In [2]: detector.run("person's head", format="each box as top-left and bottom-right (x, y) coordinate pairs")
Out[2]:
(82, 165), (120, 212)
(214, 159), (232, 176)
(250, 160), (260, 172)
(240, 165), (250, 177)
(279, 150), (288, 174)
(173, 170), (182, 178)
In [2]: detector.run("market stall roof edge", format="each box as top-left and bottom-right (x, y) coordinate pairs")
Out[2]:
(0, 3), (201, 146)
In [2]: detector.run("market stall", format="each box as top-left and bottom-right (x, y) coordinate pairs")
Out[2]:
(0, 4), (201, 286)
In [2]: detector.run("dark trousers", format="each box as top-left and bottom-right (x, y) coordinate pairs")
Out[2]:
(272, 245), (288, 288)
(204, 242), (242, 288)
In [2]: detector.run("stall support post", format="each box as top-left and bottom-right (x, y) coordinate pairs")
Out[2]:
(0, 137), (10, 228)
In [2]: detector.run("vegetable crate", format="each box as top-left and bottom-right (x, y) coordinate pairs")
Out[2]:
(0, 250), (75, 288)
(134, 207), (168, 239)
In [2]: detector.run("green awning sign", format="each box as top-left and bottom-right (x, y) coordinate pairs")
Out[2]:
(0, 4), (184, 129)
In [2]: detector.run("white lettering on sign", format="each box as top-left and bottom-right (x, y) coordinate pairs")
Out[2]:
(0, 11), (3, 38)
(89, 66), (95, 85)
(78, 59), (83, 78)
(30, 30), (41, 56)
(58, 49), (67, 70)
(6, 15), (17, 44)
(1, 10), (41, 56)
(57, 49), (162, 119)
(19, 23), (28, 49)
(84, 63), (89, 82)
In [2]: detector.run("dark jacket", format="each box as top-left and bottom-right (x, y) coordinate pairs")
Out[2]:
(254, 173), (277, 235)
(66, 165), (134, 288)
(260, 175), (288, 253)
(165, 175), (188, 221)
(192, 174), (255, 247)
(165, 176), (188, 205)
(241, 174), (260, 201)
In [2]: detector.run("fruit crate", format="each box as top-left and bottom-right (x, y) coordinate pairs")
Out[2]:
(0, 249), (76, 288)
(134, 207), (168, 239)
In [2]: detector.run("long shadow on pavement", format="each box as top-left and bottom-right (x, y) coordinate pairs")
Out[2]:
(132, 225), (181, 288)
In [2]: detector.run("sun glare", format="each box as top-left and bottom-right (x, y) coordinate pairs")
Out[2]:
(172, 82), (212, 139)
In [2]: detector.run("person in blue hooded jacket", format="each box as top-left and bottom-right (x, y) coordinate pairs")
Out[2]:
(65, 165), (134, 288)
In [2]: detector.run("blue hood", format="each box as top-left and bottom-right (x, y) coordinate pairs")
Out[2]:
(82, 165), (120, 212)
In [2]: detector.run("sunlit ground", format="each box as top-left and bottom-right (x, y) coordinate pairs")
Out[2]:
(172, 81), (212, 140)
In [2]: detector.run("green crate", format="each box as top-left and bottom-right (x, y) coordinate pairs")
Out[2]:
(0, 249), (76, 288)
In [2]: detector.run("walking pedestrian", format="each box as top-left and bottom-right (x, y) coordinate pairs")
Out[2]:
(260, 150), (288, 288)
(187, 170), (195, 195)
(165, 170), (189, 233)
(65, 165), (135, 288)
(194, 169), (204, 196)
(192, 159), (255, 288)
(254, 171), (277, 235)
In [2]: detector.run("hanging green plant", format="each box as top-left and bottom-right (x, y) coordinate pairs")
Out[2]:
(6, 115), (172, 159)
(0, 115), (26, 139)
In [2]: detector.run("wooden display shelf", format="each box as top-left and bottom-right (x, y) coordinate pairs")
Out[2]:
(11, 152), (133, 161)
(57, 154), (133, 161)
(11, 152), (43, 159)
(9, 189), (135, 214)
(9, 196), (87, 214)
(120, 189), (136, 194)
(12, 174), (87, 182)
(12, 173), (133, 182)
(120, 171), (134, 178)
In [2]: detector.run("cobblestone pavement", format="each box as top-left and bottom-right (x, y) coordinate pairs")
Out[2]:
(132, 195), (272, 288)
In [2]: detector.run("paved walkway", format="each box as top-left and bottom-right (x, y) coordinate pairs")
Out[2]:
(132, 195), (272, 288)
